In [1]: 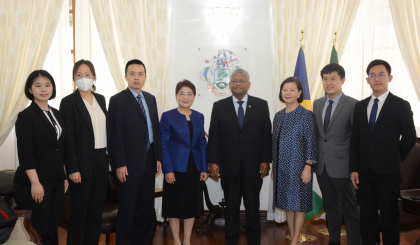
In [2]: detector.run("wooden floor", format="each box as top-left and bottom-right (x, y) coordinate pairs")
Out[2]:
(57, 218), (420, 244)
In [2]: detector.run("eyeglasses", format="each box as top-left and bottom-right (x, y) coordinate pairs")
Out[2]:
(231, 80), (248, 84)
(368, 73), (387, 80)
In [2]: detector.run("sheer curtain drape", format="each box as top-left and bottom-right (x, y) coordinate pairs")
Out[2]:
(270, 0), (361, 112)
(89, 0), (172, 221)
(89, 0), (172, 113)
(0, 0), (64, 170)
(0, 0), (64, 147)
(268, 0), (361, 222)
(73, 1), (117, 105)
(340, 0), (420, 129)
(389, 0), (420, 100)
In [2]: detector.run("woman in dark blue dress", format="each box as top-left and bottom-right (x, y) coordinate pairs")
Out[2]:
(161, 80), (208, 245)
(272, 77), (317, 245)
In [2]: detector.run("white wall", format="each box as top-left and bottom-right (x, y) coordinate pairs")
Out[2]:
(170, 0), (274, 210)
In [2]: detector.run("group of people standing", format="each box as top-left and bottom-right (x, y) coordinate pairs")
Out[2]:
(12, 57), (416, 245)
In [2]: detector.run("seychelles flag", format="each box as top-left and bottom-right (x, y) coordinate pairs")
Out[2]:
(293, 47), (324, 224)
(294, 47), (312, 111)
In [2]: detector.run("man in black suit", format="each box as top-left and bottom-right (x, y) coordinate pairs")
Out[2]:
(208, 69), (272, 245)
(350, 59), (416, 244)
(109, 59), (162, 245)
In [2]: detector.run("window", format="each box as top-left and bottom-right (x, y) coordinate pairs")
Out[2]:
(341, 0), (420, 127)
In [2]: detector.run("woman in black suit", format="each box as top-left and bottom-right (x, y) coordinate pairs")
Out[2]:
(59, 60), (110, 245)
(13, 70), (68, 245)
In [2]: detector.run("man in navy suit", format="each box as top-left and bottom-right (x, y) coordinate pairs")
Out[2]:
(208, 69), (272, 245)
(109, 59), (162, 245)
(350, 59), (416, 244)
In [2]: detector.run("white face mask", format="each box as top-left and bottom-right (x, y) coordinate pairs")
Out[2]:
(75, 78), (94, 91)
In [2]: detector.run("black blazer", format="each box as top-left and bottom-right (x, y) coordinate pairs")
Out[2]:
(350, 92), (416, 175)
(14, 102), (66, 186)
(59, 90), (111, 179)
(108, 88), (161, 176)
(207, 95), (272, 177)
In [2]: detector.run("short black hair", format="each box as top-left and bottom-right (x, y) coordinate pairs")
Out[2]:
(24, 70), (56, 100)
(366, 59), (391, 75)
(320, 63), (345, 80)
(125, 59), (147, 75)
(176, 80), (196, 95)
(279, 77), (304, 103)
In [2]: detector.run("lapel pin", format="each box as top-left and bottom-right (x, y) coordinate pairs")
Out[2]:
(248, 105), (251, 108)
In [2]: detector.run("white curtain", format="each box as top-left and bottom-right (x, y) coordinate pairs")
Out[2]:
(89, 0), (172, 113)
(268, 0), (361, 222)
(270, 0), (361, 113)
(75, 0), (93, 62)
(90, 0), (172, 221)
(44, 2), (73, 109)
(389, 0), (420, 101)
(73, 1), (118, 105)
(0, 0), (64, 170)
(340, 0), (420, 129)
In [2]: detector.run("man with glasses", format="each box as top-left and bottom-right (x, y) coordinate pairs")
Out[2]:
(350, 59), (416, 244)
(208, 69), (272, 245)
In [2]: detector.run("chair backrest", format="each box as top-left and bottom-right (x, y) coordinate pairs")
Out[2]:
(401, 138), (420, 190)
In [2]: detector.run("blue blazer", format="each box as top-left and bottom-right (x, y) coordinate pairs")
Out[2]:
(160, 108), (208, 174)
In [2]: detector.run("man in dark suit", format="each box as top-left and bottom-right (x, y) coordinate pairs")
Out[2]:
(350, 59), (416, 244)
(313, 63), (359, 245)
(208, 69), (272, 245)
(109, 59), (162, 245)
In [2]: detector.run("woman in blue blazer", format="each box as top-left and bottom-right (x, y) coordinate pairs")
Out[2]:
(161, 80), (208, 245)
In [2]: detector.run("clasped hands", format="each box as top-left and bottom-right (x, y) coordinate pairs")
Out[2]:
(165, 172), (208, 184)
(208, 162), (270, 181)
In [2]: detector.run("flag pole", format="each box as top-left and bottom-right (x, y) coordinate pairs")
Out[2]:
(300, 30), (305, 50)
(286, 29), (318, 242)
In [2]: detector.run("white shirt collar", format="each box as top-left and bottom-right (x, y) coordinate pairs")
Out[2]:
(371, 91), (389, 103)
(232, 94), (248, 103)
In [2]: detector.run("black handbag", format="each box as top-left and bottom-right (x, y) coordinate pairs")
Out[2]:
(0, 198), (17, 243)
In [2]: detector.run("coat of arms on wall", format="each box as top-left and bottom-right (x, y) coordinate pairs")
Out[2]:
(200, 49), (243, 96)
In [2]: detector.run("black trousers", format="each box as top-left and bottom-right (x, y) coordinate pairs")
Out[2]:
(14, 177), (64, 245)
(221, 166), (263, 245)
(359, 172), (400, 245)
(67, 148), (109, 245)
(116, 147), (156, 245)
(317, 167), (360, 245)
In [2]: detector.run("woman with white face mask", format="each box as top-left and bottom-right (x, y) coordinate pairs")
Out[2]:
(59, 60), (111, 245)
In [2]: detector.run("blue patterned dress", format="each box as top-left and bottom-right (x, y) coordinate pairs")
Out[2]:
(272, 105), (317, 212)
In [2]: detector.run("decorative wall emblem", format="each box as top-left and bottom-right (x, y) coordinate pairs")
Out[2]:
(200, 49), (243, 95)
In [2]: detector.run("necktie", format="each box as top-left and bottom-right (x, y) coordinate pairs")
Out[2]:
(237, 101), (244, 128)
(323, 100), (334, 133)
(369, 98), (379, 132)
(136, 95), (150, 151)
